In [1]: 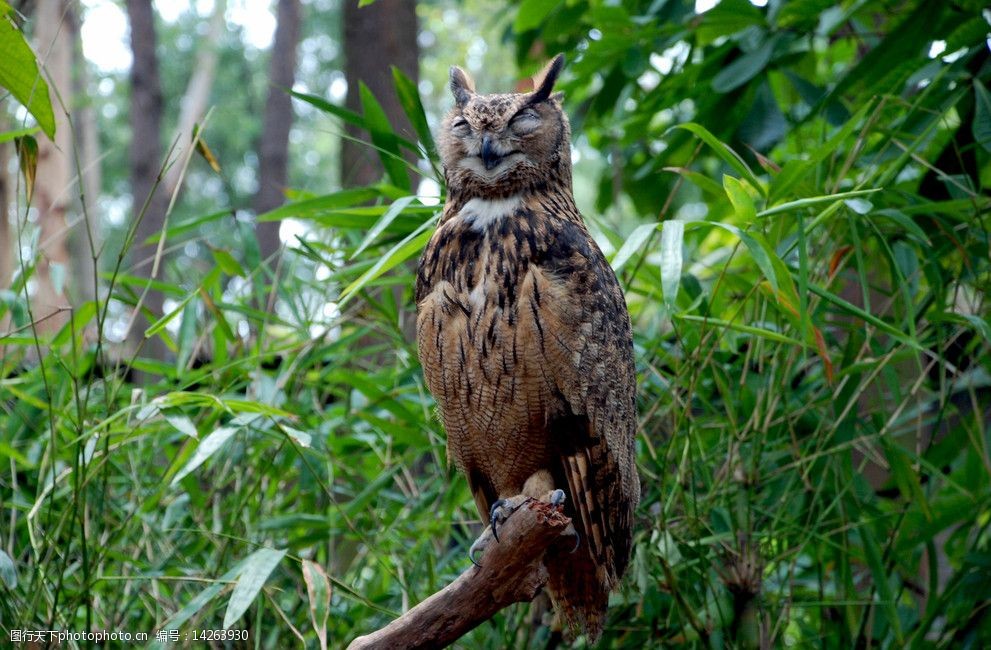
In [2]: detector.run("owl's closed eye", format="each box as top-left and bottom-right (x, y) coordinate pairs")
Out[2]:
(439, 56), (572, 195)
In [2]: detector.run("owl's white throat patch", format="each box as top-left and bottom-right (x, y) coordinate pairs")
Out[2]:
(458, 195), (523, 231)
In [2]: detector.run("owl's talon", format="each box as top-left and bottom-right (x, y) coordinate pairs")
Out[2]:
(468, 537), (485, 567)
(489, 495), (531, 543)
(489, 499), (507, 542)
(570, 529), (581, 553)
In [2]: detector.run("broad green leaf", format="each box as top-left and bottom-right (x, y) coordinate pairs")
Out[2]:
(684, 221), (779, 293)
(672, 123), (764, 196)
(165, 414), (198, 438)
(156, 392), (294, 418)
(768, 100), (876, 204)
(844, 198), (872, 215)
(302, 560), (331, 650)
(712, 35), (778, 93)
(258, 188), (387, 222)
(211, 248), (245, 277)
(663, 166), (725, 196)
(360, 82), (411, 191)
(859, 522), (903, 643)
(291, 90), (365, 128)
(931, 312), (991, 345)
(51, 301), (97, 347)
(339, 214), (438, 304)
(674, 314), (805, 347)
(351, 196), (416, 260)
(292, 90), (419, 153)
(0, 126), (38, 143)
(0, 440), (31, 466)
(145, 292), (195, 337)
(153, 559), (249, 640)
(659, 220), (684, 307)
(514, 0), (560, 32)
(171, 426), (238, 485)
(882, 438), (931, 521)
(0, 16), (55, 138)
(392, 66), (435, 158)
(0, 549), (17, 588)
(144, 209), (230, 245)
(832, 1), (965, 103)
(872, 209), (931, 245)
(696, 0), (764, 43)
(223, 548), (287, 629)
(973, 79), (991, 153)
(758, 189), (880, 219)
(808, 283), (924, 351)
(723, 175), (757, 223)
(175, 298), (198, 371)
(611, 222), (656, 273)
(962, 314), (991, 345)
(281, 425), (312, 448)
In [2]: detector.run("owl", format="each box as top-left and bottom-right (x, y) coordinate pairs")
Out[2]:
(414, 55), (639, 641)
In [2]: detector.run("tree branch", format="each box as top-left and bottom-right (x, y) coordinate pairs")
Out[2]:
(347, 499), (572, 650)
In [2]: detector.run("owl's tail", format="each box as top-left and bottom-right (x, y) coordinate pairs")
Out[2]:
(545, 541), (615, 644)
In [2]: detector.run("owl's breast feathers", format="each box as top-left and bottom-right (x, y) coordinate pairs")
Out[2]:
(415, 193), (639, 608)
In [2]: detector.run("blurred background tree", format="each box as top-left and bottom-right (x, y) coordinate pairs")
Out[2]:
(1, 0), (990, 647)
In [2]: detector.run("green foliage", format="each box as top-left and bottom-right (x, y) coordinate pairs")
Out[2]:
(2, 1), (991, 648)
(0, 4), (54, 138)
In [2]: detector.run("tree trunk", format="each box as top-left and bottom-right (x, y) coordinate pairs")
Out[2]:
(162, 0), (226, 199)
(341, 0), (419, 188)
(126, 0), (170, 369)
(70, 4), (101, 308)
(253, 0), (301, 266)
(31, 0), (74, 334)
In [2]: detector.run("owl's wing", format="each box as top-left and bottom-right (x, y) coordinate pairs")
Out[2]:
(534, 217), (640, 580)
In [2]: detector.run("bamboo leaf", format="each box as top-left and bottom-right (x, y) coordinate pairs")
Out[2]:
(339, 214), (438, 304)
(360, 82), (411, 191)
(15, 135), (38, 203)
(0, 15), (55, 138)
(223, 548), (288, 628)
(171, 426), (238, 485)
(712, 35), (778, 93)
(302, 560), (331, 650)
(659, 220), (684, 307)
(973, 79), (991, 153)
(351, 196), (416, 260)
(165, 414), (198, 438)
(392, 66), (435, 159)
(0, 126), (38, 143)
(0, 549), (17, 589)
(685, 221), (779, 293)
(515, 0), (560, 32)
(723, 175), (757, 223)
(859, 522), (904, 643)
(671, 123), (764, 196)
(674, 314), (806, 346)
(611, 222), (656, 273)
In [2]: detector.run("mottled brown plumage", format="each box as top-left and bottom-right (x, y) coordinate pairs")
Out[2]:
(415, 55), (639, 641)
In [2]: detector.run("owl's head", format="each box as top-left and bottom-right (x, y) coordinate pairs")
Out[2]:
(439, 55), (571, 199)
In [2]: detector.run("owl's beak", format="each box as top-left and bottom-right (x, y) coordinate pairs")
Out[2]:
(480, 136), (501, 171)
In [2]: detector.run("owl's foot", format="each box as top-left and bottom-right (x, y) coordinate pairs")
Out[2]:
(468, 489), (567, 566)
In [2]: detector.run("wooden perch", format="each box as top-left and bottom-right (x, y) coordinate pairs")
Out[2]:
(347, 499), (572, 650)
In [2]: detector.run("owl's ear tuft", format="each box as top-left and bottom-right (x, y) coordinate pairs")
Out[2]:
(450, 66), (476, 108)
(529, 54), (565, 104)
